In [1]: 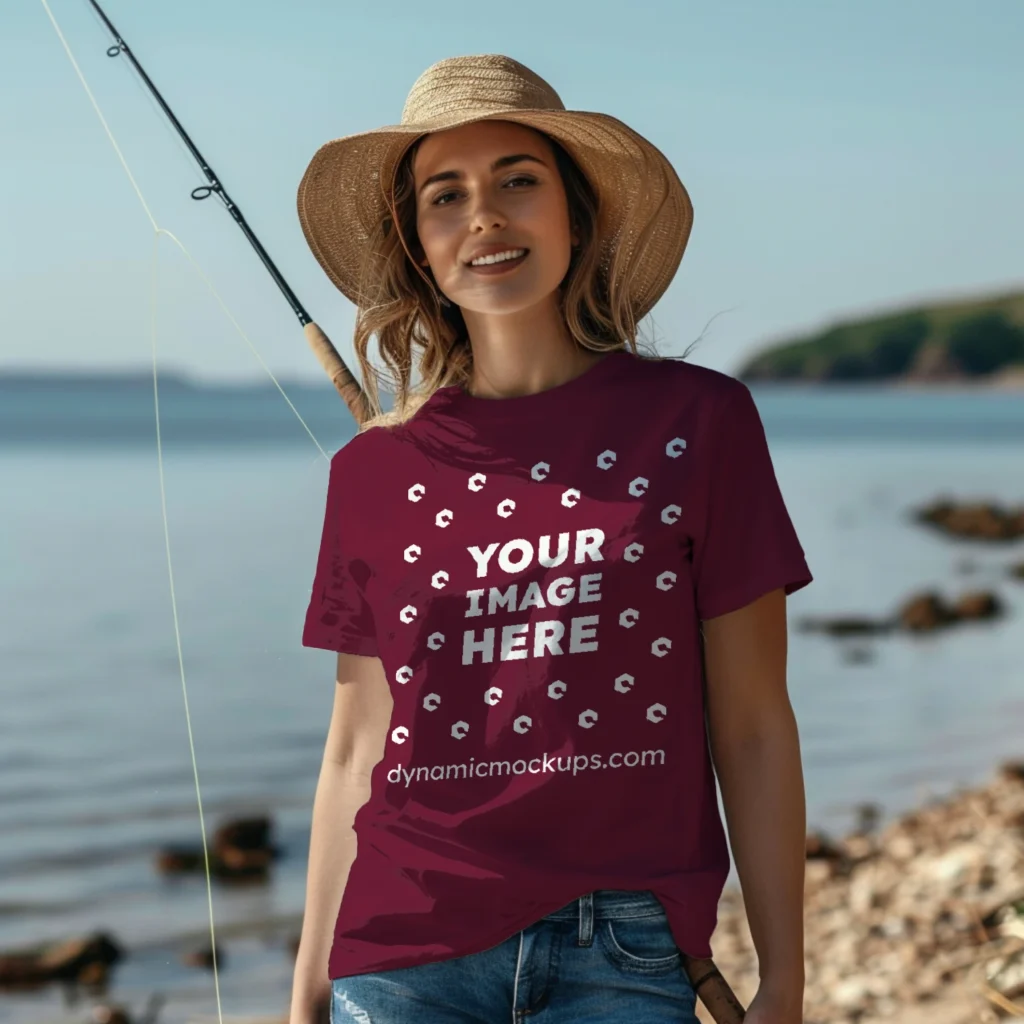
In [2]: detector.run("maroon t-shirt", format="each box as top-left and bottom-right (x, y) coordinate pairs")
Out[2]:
(303, 348), (812, 978)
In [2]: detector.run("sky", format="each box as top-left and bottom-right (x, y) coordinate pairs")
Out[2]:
(2, 0), (1022, 383)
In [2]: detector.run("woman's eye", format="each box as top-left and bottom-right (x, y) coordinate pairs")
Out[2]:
(431, 176), (536, 206)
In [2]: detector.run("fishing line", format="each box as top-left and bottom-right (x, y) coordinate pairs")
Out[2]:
(147, 232), (224, 1024)
(38, 0), (329, 457)
(37, 1), (336, 1019)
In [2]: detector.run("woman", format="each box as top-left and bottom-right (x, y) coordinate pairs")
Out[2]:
(290, 54), (812, 1024)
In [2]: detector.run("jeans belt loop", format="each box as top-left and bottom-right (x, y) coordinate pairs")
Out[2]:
(578, 891), (594, 947)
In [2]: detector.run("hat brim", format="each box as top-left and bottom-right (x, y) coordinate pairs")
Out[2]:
(296, 108), (692, 320)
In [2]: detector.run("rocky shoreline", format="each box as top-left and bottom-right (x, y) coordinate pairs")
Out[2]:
(3, 493), (1020, 1024)
(703, 494), (1024, 1022)
(798, 500), (1023, 647)
(6, 761), (1021, 1024)
(699, 762), (1024, 1024)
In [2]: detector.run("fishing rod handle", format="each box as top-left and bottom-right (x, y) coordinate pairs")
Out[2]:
(304, 322), (371, 428)
(683, 955), (747, 1023)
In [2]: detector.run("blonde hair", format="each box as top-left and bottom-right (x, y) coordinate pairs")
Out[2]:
(351, 125), (660, 431)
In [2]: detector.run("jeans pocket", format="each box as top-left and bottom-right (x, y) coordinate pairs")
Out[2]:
(598, 912), (683, 975)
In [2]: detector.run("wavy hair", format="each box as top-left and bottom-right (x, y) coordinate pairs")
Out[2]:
(350, 125), (663, 430)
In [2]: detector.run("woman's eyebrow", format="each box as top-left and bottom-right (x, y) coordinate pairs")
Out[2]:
(418, 154), (547, 195)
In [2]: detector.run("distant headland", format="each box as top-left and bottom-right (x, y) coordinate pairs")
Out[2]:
(737, 287), (1024, 386)
(0, 370), (333, 394)
(6, 285), (1024, 391)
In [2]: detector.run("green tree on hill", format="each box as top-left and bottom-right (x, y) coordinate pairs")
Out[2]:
(872, 316), (930, 375)
(737, 289), (1024, 382)
(947, 313), (1024, 375)
(822, 314), (929, 380)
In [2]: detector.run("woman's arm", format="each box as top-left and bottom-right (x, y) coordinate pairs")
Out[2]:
(290, 653), (394, 1024)
(702, 587), (806, 1019)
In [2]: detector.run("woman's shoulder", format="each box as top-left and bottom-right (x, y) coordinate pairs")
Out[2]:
(627, 349), (752, 407)
(329, 420), (399, 473)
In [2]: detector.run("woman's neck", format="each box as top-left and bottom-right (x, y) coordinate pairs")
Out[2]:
(461, 299), (603, 399)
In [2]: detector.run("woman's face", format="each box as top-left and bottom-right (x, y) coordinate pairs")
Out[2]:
(412, 120), (577, 316)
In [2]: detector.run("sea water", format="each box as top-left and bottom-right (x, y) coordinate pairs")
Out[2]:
(1, 384), (1022, 1023)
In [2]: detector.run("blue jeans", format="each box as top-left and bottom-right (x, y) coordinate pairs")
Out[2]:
(330, 889), (698, 1023)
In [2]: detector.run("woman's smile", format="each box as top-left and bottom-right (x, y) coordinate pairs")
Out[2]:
(465, 249), (530, 276)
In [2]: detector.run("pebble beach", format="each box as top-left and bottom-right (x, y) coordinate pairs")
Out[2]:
(700, 760), (1024, 1023)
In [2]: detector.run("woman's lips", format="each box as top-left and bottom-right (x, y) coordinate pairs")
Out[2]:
(466, 251), (529, 275)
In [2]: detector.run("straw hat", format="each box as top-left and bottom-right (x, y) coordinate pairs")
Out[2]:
(297, 54), (693, 320)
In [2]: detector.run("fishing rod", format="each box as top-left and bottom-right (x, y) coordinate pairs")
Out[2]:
(85, 0), (370, 426)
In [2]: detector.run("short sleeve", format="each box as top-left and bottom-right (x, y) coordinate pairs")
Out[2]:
(302, 451), (379, 656)
(692, 381), (813, 621)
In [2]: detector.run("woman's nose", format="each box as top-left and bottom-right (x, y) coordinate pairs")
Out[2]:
(467, 194), (507, 232)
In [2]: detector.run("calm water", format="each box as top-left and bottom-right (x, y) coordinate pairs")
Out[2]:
(1, 384), (1023, 1023)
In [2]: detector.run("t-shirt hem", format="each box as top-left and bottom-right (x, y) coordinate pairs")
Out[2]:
(326, 895), (584, 980)
(327, 882), (723, 979)
(302, 631), (379, 657)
